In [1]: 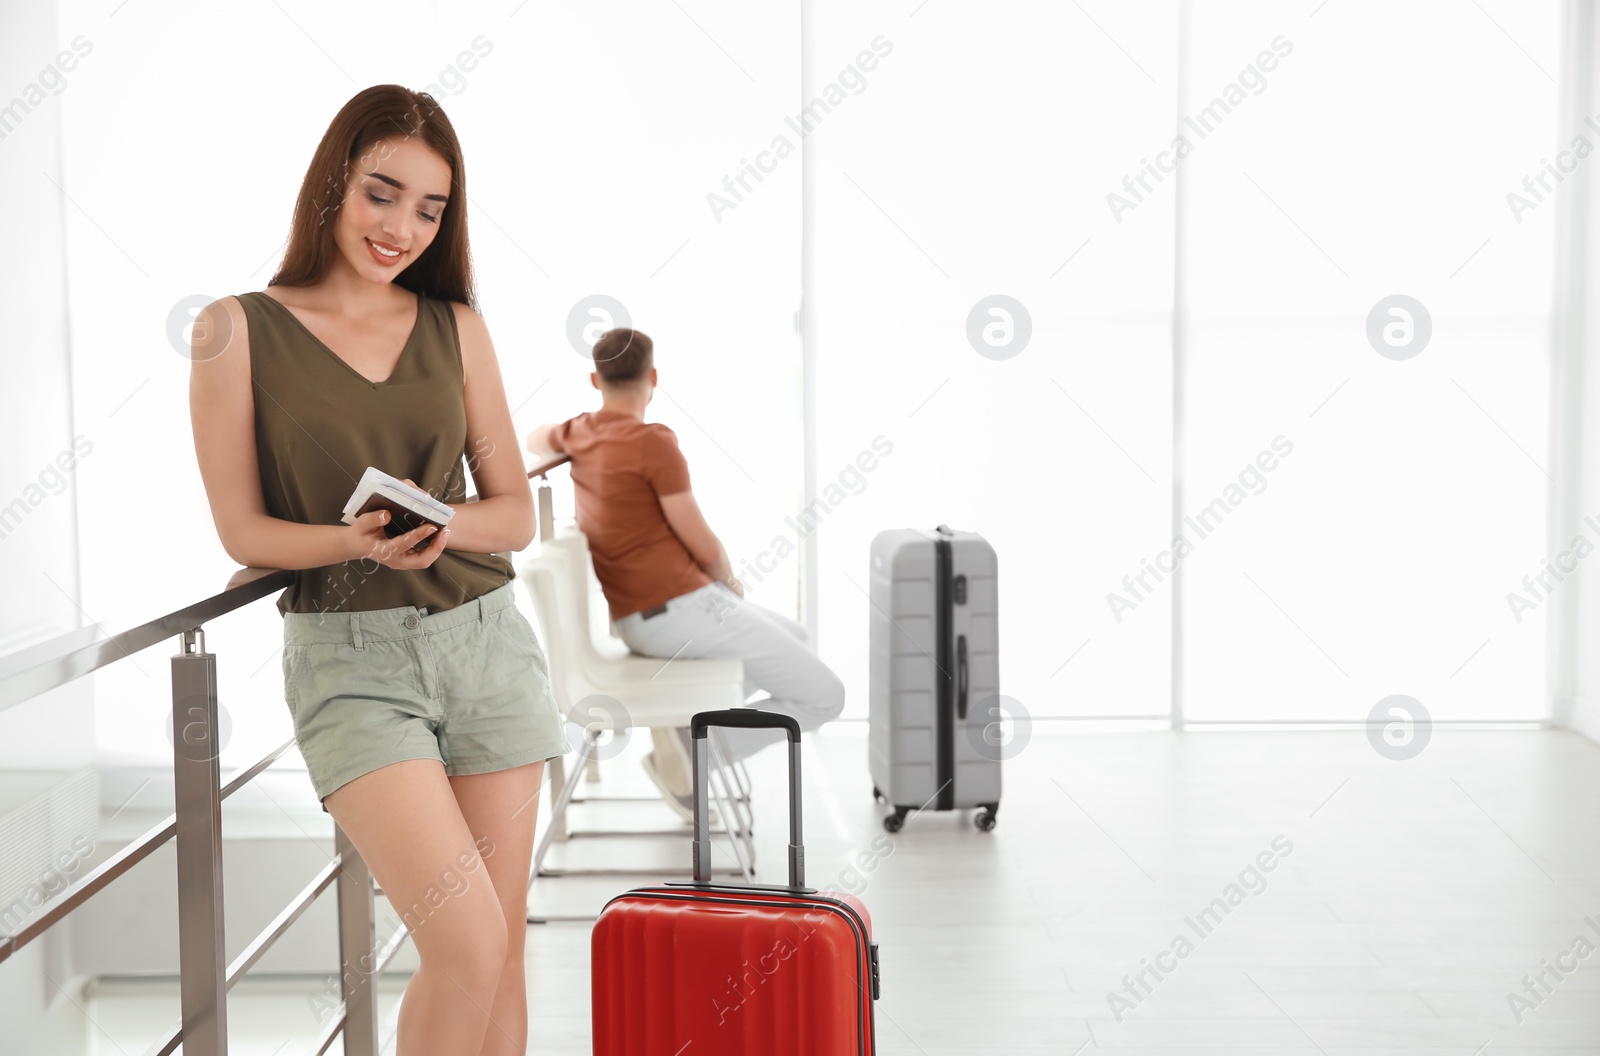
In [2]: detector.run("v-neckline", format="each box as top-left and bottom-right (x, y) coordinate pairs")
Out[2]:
(256, 290), (422, 387)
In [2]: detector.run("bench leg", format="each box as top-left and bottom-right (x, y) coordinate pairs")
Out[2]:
(529, 731), (597, 892)
(546, 753), (570, 843)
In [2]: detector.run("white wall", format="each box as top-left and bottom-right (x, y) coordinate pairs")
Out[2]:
(0, 2), (97, 1051)
(1551, 0), (1600, 743)
(0, 0), (93, 747)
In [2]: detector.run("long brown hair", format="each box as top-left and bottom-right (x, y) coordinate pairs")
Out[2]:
(269, 85), (476, 309)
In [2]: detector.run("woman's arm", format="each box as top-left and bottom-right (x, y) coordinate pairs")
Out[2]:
(189, 297), (445, 570)
(447, 303), (536, 554)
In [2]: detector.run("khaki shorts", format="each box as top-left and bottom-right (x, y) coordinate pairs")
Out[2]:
(280, 581), (571, 811)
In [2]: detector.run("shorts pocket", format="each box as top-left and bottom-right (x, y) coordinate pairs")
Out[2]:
(500, 606), (550, 677)
(281, 645), (306, 719)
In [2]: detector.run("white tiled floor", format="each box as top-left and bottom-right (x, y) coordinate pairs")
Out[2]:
(84, 724), (1600, 1054)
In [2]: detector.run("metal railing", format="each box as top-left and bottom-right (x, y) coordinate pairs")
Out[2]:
(0, 456), (572, 1056)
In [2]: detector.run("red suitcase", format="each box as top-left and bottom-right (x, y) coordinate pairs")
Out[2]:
(591, 710), (881, 1055)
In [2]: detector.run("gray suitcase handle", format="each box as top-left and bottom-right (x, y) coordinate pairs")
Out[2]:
(691, 710), (805, 888)
(957, 634), (969, 720)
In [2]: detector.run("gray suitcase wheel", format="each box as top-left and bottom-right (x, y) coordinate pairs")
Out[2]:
(974, 809), (997, 832)
(883, 808), (908, 833)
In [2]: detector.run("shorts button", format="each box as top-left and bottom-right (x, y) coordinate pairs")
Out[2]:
(403, 614), (420, 629)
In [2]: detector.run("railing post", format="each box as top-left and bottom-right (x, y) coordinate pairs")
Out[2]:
(171, 627), (228, 1056)
(335, 823), (380, 1054)
(537, 475), (555, 542)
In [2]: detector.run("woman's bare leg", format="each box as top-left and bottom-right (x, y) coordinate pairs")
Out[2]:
(323, 758), (510, 1056)
(448, 760), (546, 1056)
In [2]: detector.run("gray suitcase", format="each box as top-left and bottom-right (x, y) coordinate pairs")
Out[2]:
(868, 525), (1002, 832)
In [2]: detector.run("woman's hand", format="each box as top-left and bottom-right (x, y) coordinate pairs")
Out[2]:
(347, 509), (449, 569)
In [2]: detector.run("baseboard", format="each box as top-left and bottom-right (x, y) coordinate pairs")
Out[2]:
(1553, 694), (1600, 746)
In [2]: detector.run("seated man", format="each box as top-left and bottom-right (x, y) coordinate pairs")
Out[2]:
(526, 327), (845, 820)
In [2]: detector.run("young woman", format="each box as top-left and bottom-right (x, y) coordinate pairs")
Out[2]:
(188, 85), (568, 1056)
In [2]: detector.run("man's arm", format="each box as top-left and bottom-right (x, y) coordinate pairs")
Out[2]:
(659, 490), (741, 594)
(525, 422), (563, 457)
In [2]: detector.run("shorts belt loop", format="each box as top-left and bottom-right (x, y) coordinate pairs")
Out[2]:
(478, 593), (488, 625)
(351, 611), (364, 652)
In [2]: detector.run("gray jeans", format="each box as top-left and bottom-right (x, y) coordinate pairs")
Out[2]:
(612, 582), (846, 762)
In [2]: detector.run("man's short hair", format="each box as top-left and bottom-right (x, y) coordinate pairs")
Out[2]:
(592, 328), (653, 384)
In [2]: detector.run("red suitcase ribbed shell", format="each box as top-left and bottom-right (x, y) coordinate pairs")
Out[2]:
(590, 710), (880, 1055)
(592, 883), (877, 1055)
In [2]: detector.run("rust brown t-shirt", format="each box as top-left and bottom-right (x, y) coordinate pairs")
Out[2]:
(549, 410), (711, 620)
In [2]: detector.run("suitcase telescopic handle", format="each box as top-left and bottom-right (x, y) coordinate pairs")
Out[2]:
(691, 710), (805, 889)
(691, 710), (802, 741)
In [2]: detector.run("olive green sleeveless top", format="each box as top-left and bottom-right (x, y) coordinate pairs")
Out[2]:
(238, 289), (515, 616)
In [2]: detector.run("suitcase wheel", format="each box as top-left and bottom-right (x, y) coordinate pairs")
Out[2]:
(883, 808), (908, 833)
(974, 808), (998, 833)
(872, 785), (886, 804)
